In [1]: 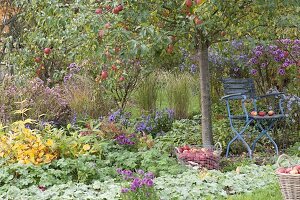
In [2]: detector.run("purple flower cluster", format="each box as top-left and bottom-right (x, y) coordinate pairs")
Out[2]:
(135, 115), (152, 133)
(108, 109), (131, 127)
(64, 63), (80, 82)
(117, 169), (155, 193)
(135, 109), (174, 137)
(248, 39), (299, 76)
(115, 133), (136, 145)
(178, 48), (198, 73)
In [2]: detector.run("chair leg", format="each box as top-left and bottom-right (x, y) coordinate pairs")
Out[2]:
(226, 120), (253, 159)
(251, 120), (278, 155)
(251, 131), (265, 152)
(239, 136), (252, 159)
(226, 135), (238, 158)
(265, 132), (279, 155)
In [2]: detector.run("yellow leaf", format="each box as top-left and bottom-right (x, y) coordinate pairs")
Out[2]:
(82, 144), (91, 151)
(45, 139), (54, 147)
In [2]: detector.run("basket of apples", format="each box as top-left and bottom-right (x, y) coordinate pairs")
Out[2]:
(174, 142), (222, 170)
(276, 154), (300, 200)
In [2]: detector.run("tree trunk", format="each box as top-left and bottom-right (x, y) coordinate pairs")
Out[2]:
(197, 42), (213, 146)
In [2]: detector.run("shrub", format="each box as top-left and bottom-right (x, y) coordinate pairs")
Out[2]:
(0, 76), (71, 125)
(0, 120), (58, 165)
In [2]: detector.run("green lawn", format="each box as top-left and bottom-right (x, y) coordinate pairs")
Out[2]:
(225, 183), (282, 200)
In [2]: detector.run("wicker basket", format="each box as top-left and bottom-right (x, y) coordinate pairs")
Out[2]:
(276, 154), (300, 200)
(175, 142), (222, 170)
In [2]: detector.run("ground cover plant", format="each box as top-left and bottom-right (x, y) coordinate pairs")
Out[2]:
(0, 0), (299, 199)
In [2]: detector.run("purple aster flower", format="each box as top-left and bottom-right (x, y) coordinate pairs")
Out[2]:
(130, 184), (137, 191)
(145, 179), (154, 187)
(278, 53), (285, 59)
(249, 57), (258, 65)
(280, 39), (291, 44)
(117, 168), (123, 174)
(123, 170), (133, 177)
(261, 63), (267, 68)
(278, 68), (285, 75)
(108, 114), (116, 122)
(255, 50), (263, 57)
(254, 45), (263, 51)
(274, 57), (281, 62)
(190, 64), (197, 73)
(179, 64), (185, 72)
(137, 169), (144, 175)
(250, 69), (258, 75)
(294, 39), (300, 45)
(269, 45), (278, 51)
(282, 62), (289, 68)
(121, 188), (129, 193)
(144, 172), (155, 179)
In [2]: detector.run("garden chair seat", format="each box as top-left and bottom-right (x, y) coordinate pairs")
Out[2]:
(249, 114), (285, 120)
(221, 78), (285, 159)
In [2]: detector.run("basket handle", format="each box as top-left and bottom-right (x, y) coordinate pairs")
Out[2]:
(276, 154), (292, 168)
(214, 142), (222, 153)
(174, 147), (180, 154)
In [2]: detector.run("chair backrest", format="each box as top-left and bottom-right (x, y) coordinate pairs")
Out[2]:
(222, 78), (256, 99)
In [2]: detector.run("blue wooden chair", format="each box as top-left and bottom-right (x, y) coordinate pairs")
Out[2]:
(221, 78), (285, 158)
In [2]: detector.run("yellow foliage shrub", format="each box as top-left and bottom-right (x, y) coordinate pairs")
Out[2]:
(0, 121), (58, 165)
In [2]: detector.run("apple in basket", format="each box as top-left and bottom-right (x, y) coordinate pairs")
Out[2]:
(277, 165), (300, 174)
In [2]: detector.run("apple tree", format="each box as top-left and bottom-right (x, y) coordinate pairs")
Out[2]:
(91, 0), (299, 145)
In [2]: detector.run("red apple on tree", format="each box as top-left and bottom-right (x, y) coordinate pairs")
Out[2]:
(95, 8), (102, 14)
(119, 76), (125, 81)
(105, 22), (111, 29)
(98, 29), (105, 38)
(34, 57), (42, 63)
(111, 64), (117, 71)
(105, 5), (111, 11)
(185, 0), (193, 8)
(44, 48), (51, 55)
(283, 51), (289, 58)
(101, 70), (108, 80)
(220, 31), (226, 37)
(194, 16), (203, 25)
(117, 4), (124, 12)
(195, 0), (202, 5)
(115, 46), (121, 53)
(167, 44), (174, 54)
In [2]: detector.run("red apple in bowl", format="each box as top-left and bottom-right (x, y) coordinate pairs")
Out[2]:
(258, 111), (266, 117)
(268, 110), (275, 116)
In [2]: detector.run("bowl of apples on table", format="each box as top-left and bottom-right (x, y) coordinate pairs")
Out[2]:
(175, 143), (222, 170)
(276, 154), (300, 200)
